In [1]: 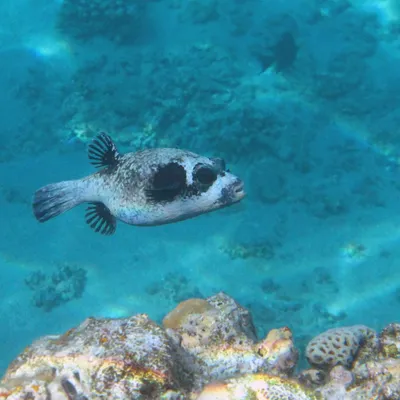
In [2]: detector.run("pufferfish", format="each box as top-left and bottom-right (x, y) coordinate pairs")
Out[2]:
(32, 133), (245, 235)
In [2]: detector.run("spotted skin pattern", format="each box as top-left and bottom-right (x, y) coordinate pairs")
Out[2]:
(32, 133), (245, 235)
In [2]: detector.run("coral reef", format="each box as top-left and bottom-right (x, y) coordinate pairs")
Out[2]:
(1, 293), (400, 399)
(0, 314), (190, 399)
(24, 264), (87, 312)
(0, 293), (299, 399)
(161, 293), (297, 390)
(305, 325), (378, 369)
(301, 324), (400, 399)
(381, 323), (400, 358)
(196, 374), (317, 400)
(57, 0), (146, 42)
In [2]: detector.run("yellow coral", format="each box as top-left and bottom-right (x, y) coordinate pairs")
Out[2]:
(163, 298), (214, 330)
(257, 327), (293, 357)
(196, 373), (318, 400)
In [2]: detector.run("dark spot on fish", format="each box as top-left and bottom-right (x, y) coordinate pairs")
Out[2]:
(183, 183), (201, 198)
(146, 162), (187, 202)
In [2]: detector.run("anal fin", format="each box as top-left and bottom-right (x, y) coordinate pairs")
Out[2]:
(85, 202), (116, 235)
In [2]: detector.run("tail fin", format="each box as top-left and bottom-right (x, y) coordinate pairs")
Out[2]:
(33, 180), (84, 222)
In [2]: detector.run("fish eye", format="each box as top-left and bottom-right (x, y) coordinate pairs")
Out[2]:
(194, 165), (218, 186)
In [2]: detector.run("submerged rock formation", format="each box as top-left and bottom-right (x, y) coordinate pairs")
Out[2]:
(0, 293), (399, 399)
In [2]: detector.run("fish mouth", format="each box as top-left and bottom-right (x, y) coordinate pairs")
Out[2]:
(232, 180), (245, 199)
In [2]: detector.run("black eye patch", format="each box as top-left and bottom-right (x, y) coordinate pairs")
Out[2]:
(196, 167), (217, 185)
(145, 162), (187, 202)
(193, 164), (218, 187)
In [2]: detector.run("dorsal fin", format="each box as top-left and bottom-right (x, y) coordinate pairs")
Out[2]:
(88, 132), (121, 168)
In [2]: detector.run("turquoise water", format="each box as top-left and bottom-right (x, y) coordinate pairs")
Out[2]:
(1, 0), (400, 374)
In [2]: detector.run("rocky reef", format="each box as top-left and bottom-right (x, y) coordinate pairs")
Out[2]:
(1, 293), (399, 399)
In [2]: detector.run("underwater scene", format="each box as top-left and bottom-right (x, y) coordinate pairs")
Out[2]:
(1, 0), (400, 398)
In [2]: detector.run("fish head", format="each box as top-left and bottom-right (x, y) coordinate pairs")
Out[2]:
(197, 156), (246, 208)
(141, 151), (245, 225)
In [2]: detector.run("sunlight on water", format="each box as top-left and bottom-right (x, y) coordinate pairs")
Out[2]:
(352, 0), (400, 23)
(333, 115), (400, 168)
(101, 305), (130, 318)
(328, 217), (400, 316)
(23, 34), (72, 61)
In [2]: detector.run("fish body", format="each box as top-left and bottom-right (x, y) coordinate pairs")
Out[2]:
(33, 133), (245, 235)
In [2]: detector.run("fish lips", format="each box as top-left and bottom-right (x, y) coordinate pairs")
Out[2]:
(221, 180), (246, 205)
(233, 180), (246, 200)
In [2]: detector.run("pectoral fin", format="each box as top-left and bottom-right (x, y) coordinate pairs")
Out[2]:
(85, 202), (116, 235)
